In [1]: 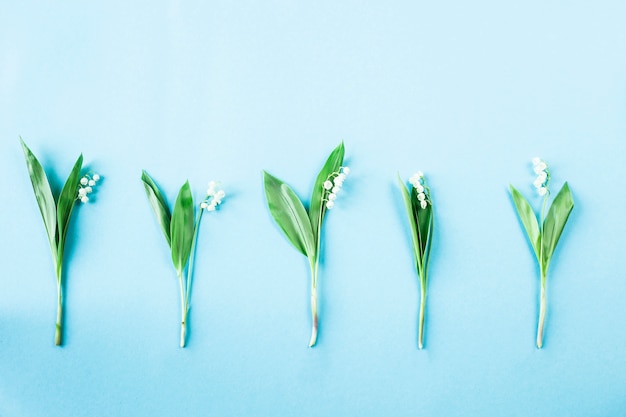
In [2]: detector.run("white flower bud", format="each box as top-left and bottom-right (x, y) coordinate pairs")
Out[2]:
(417, 193), (426, 201)
(332, 186), (340, 194)
(78, 188), (87, 196)
(92, 174), (100, 181)
(420, 200), (428, 209)
(532, 157), (541, 165)
(88, 179), (96, 186)
(416, 171), (424, 178)
(85, 186), (93, 194)
(80, 177), (88, 186)
(200, 202), (208, 209)
(415, 184), (424, 193)
(323, 180), (333, 190)
(341, 167), (350, 175)
(80, 196), (89, 203)
(325, 201), (334, 209)
(533, 162), (547, 174)
(328, 193), (337, 201)
(215, 190), (225, 199)
(533, 178), (544, 189)
(538, 187), (547, 196)
(207, 204), (216, 211)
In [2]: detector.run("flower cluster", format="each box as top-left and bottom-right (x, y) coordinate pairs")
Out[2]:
(200, 180), (225, 211)
(323, 166), (350, 209)
(77, 173), (100, 203)
(532, 157), (550, 196)
(409, 171), (430, 209)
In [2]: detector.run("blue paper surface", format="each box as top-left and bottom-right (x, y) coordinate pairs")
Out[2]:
(1, 1), (625, 416)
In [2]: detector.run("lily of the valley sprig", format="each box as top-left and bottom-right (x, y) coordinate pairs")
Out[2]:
(398, 171), (434, 349)
(510, 158), (574, 348)
(20, 138), (101, 345)
(263, 142), (348, 347)
(141, 171), (225, 347)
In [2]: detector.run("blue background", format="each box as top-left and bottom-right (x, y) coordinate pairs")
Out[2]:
(1, 1), (625, 416)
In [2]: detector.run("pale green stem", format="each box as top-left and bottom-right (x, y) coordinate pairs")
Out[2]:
(536, 191), (549, 349)
(418, 283), (427, 349)
(186, 209), (204, 312)
(308, 199), (325, 348)
(308, 260), (319, 347)
(178, 272), (187, 348)
(54, 263), (63, 346)
(536, 271), (547, 348)
(55, 280), (63, 346)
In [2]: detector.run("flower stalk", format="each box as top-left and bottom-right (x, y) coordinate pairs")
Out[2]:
(20, 138), (100, 345)
(142, 172), (224, 347)
(399, 171), (434, 349)
(510, 157), (574, 348)
(263, 143), (348, 347)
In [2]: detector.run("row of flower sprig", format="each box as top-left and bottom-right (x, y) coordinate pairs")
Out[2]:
(20, 139), (102, 345)
(141, 173), (225, 347)
(21, 139), (573, 349)
(20, 138), (228, 348)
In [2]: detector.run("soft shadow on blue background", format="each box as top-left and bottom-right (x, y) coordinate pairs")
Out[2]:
(1, 1), (625, 416)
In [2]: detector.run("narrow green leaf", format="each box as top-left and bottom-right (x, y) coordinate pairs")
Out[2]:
(56, 154), (83, 263)
(20, 138), (58, 257)
(541, 182), (574, 270)
(141, 170), (172, 247)
(170, 182), (195, 276)
(423, 209), (435, 278)
(263, 171), (315, 258)
(398, 175), (422, 270)
(309, 142), (345, 242)
(509, 185), (541, 261)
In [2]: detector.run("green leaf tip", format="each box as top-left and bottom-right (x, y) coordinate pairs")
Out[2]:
(509, 184), (541, 261)
(141, 169), (172, 247)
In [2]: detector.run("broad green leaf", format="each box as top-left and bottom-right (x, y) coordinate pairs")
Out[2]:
(56, 154), (83, 265)
(398, 175), (422, 271)
(309, 142), (345, 242)
(170, 181), (195, 276)
(412, 187), (433, 258)
(141, 170), (172, 246)
(20, 138), (58, 257)
(509, 185), (540, 261)
(541, 182), (574, 271)
(263, 171), (315, 258)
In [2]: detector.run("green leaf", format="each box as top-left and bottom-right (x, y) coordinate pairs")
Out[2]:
(55, 154), (83, 265)
(412, 187), (433, 258)
(309, 142), (345, 242)
(20, 138), (58, 258)
(141, 170), (172, 247)
(423, 207), (435, 277)
(509, 185), (541, 261)
(398, 175), (422, 271)
(263, 171), (315, 258)
(170, 181), (195, 276)
(541, 182), (574, 271)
